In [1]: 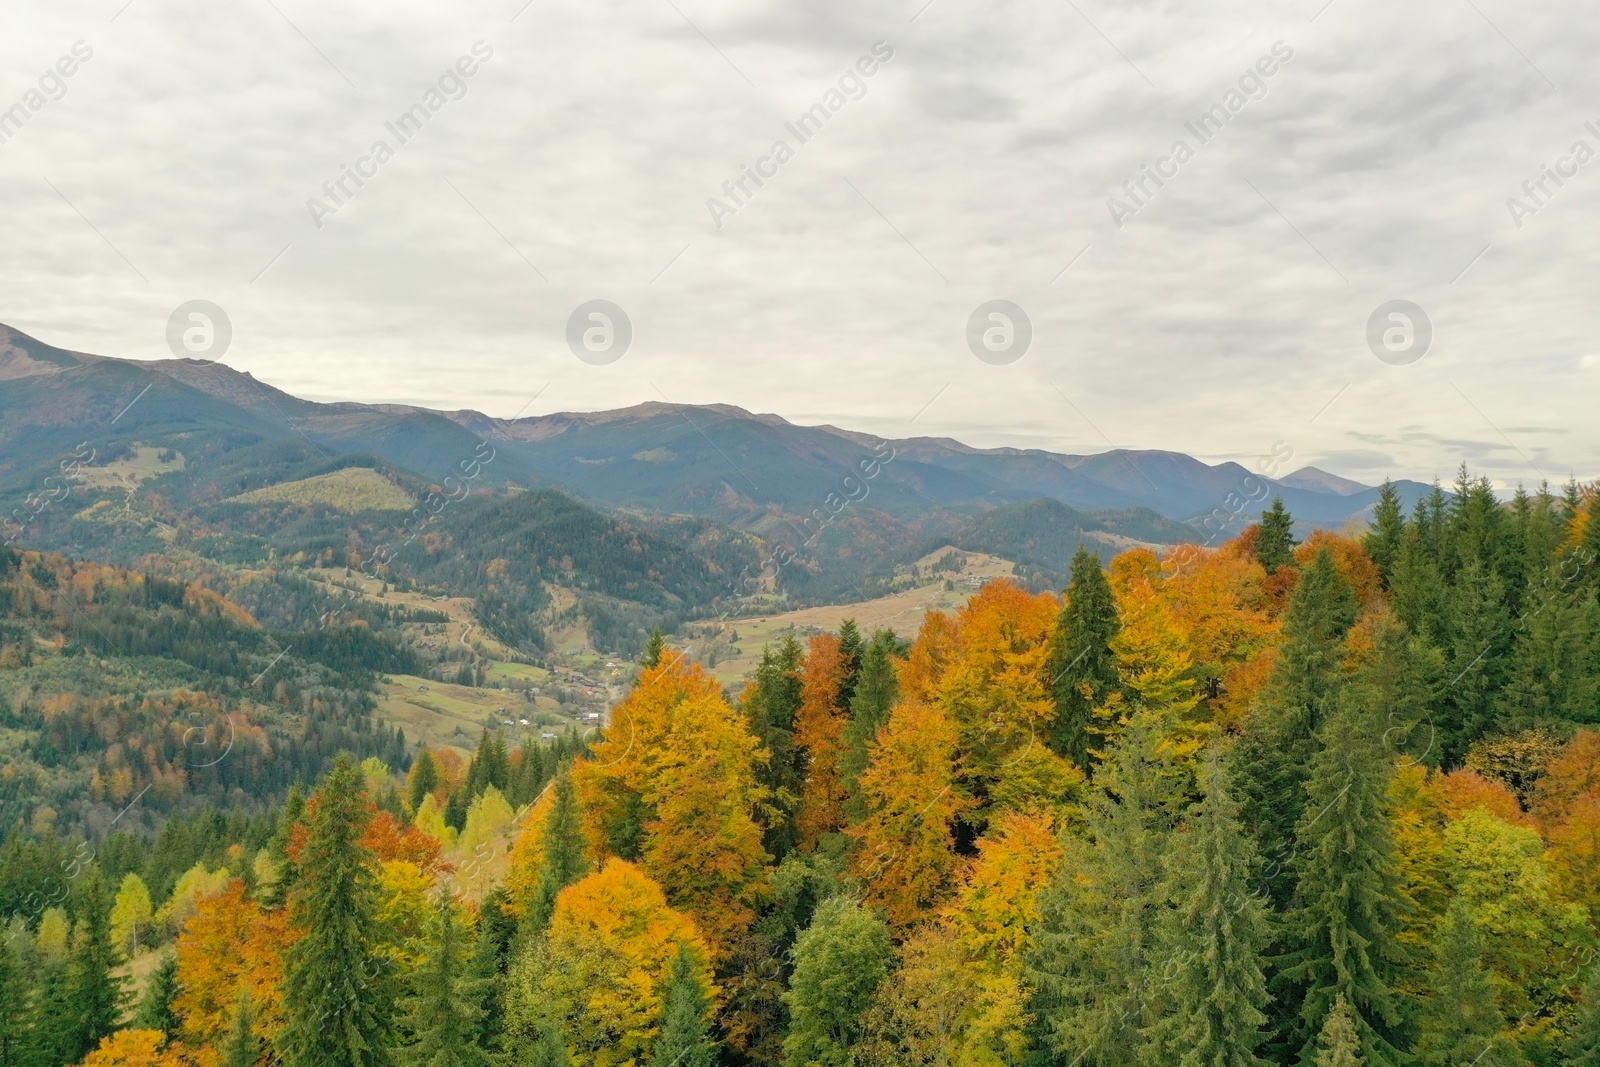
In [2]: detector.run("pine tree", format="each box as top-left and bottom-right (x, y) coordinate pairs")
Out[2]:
(1275, 690), (1406, 1067)
(224, 990), (260, 1067)
(836, 618), (864, 710)
(0, 932), (26, 1067)
(525, 770), (589, 935)
(1255, 499), (1299, 575)
(263, 782), (306, 908)
(1027, 707), (1193, 1067)
(1145, 754), (1271, 1067)
(407, 749), (440, 812)
(1234, 546), (1357, 906)
(1439, 557), (1507, 763)
(1313, 996), (1364, 1067)
(841, 628), (902, 820)
(280, 754), (396, 1067)
(464, 731), (510, 801)
(1364, 481), (1406, 589)
(65, 869), (124, 1062)
(134, 950), (180, 1037)
(396, 895), (489, 1067)
(1047, 545), (1122, 771)
(26, 958), (75, 1067)
(1566, 963), (1600, 1067)
(652, 944), (716, 1067)
(1414, 901), (1521, 1067)
(742, 634), (805, 858)
(642, 627), (666, 668)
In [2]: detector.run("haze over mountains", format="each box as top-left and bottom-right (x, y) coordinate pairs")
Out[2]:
(0, 322), (1431, 544)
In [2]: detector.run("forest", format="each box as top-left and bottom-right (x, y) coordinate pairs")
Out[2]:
(6, 470), (1600, 1067)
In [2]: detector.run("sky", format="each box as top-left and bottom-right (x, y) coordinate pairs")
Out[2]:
(1, 0), (1596, 490)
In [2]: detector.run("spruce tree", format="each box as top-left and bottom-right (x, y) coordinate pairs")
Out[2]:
(1047, 545), (1122, 771)
(224, 990), (260, 1067)
(26, 958), (74, 1067)
(1566, 963), (1600, 1067)
(1440, 557), (1509, 763)
(396, 895), (489, 1067)
(1313, 996), (1364, 1067)
(407, 749), (440, 813)
(641, 627), (666, 668)
(65, 869), (123, 1062)
(1413, 901), (1520, 1067)
(1027, 707), (1193, 1067)
(1145, 754), (1271, 1067)
(263, 782), (306, 908)
(134, 950), (180, 1037)
(1233, 546), (1357, 906)
(524, 770), (588, 935)
(742, 634), (805, 858)
(652, 945), (716, 1067)
(836, 618), (864, 710)
(524, 1022), (572, 1067)
(279, 754), (396, 1067)
(1364, 481), (1406, 589)
(1255, 499), (1298, 574)
(0, 932), (26, 1067)
(1275, 690), (1406, 1067)
(841, 628), (902, 819)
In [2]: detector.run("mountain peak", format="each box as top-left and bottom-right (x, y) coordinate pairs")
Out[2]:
(1278, 466), (1371, 497)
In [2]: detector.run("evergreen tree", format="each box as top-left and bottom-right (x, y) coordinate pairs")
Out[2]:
(279, 754), (396, 1067)
(836, 618), (864, 710)
(464, 732), (510, 801)
(1313, 996), (1364, 1067)
(1440, 557), (1509, 763)
(743, 634), (806, 858)
(224, 990), (260, 1067)
(0, 933), (26, 1067)
(524, 770), (588, 935)
(1028, 707), (1193, 1067)
(1275, 690), (1406, 1067)
(1413, 901), (1521, 1067)
(396, 895), (489, 1067)
(407, 749), (440, 813)
(263, 782), (306, 908)
(652, 944), (716, 1067)
(1364, 481), (1406, 589)
(523, 1022), (572, 1067)
(1255, 499), (1299, 574)
(1047, 545), (1122, 771)
(466, 889), (515, 1055)
(1234, 546), (1357, 906)
(134, 950), (180, 1037)
(1566, 962), (1600, 1067)
(783, 896), (893, 1067)
(1145, 754), (1271, 1067)
(641, 627), (667, 668)
(26, 958), (74, 1067)
(840, 628), (902, 819)
(64, 870), (123, 1062)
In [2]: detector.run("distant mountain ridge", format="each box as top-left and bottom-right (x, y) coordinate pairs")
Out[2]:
(0, 322), (1431, 540)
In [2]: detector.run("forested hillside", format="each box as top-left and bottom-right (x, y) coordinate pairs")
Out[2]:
(6, 468), (1600, 1067)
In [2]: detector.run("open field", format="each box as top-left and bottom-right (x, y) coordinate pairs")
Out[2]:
(703, 549), (1022, 685)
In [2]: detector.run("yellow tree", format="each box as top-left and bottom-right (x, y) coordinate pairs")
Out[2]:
(849, 699), (969, 930)
(794, 633), (851, 850)
(172, 878), (294, 1056)
(504, 859), (713, 1067)
(109, 873), (154, 958)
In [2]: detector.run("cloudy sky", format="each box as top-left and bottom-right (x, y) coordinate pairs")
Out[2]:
(1, 0), (1595, 488)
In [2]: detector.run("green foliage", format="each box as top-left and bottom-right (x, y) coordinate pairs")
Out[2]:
(783, 896), (894, 1067)
(134, 950), (180, 1037)
(840, 628), (903, 819)
(1314, 996), (1364, 1067)
(1567, 964), (1600, 1067)
(525, 771), (589, 937)
(1047, 544), (1122, 771)
(279, 754), (396, 1067)
(1255, 498), (1298, 574)
(744, 634), (806, 859)
(641, 628), (666, 669)
(64, 869), (123, 1062)
(652, 945), (716, 1067)
(224, 990), (261, 1067)
(408, 750), (440, 812)
(0, 931), (26, 1067)
(1413, 901), (1522, 1067)
(397, 896), (490, 1067)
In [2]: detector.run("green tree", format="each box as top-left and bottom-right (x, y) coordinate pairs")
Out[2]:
(26, 958), (74, 1067)
(653, 944), (716, 1067)
(1145, 754), (1271, 1067)
(65, 870), (124, 1062)
(836, 618), (864, 711)
(1027, 707), (1192, 1067)
(1566, 963), (1600, 1067)
(1275, 691), (1406, 1067)
(1255, 498), (1298, 575)
(263, 782), (306, 909)
(641, 627), (667, 668)
(522, 1022), (572, 1067)
(1047, 545), (1122, 771)
(841, 628), (902, 820)
(1364, 481), (1406, 589)
(397, 896), (489, 1067)
(1413, 901), (1522, 1067)
(134, 950), (180, 1038)
(1313, 996), (1363, 1067)
(464, 731), (510, 802)
(0, 932), (26, 1067)
(1234, 546), (1357, 906)
(743, 634), (805, 858)
(109, 872), (153, 958)
(408, 750), (441, 813)
(525, 771), (589, 936)
(279, 754), (396, 1067)
(224, 990), (260, 1067)
(783, 896), (894, 1067)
